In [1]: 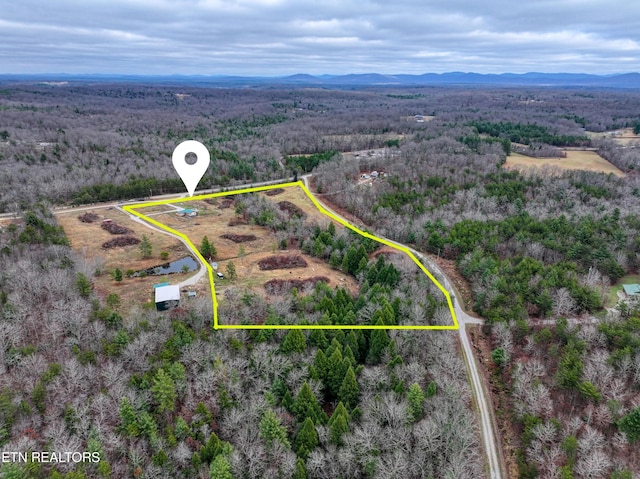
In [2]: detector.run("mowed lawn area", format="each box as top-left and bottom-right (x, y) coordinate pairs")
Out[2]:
(504, 150), (625, 177)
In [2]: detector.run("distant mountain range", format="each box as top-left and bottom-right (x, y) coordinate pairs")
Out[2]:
(1, 72), (639, 88)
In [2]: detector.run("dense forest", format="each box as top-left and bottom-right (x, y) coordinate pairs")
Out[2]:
(1, 84), (640, 211)
(310, 91), (640, 476)
(2, 83), (640, 477)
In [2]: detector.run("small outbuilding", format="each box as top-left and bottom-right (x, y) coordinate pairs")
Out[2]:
(622, 284), (640, 298)
(155, 285), (180, 311)
(176, 208), (198, 217)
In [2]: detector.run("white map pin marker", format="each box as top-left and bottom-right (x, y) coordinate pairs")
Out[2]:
(172, 140), (210, 197)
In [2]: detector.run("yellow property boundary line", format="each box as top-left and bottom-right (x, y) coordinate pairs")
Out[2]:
(123, 182), (459, 330)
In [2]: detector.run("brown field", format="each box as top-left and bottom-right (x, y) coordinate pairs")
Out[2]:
(57, 207), (201, 311)
(131, 186), (358, 305)
(144, 199), (275, 261)
(587, 127), (640, 145)
(214, 250), (358, 298)
(504, 150), (625, 177)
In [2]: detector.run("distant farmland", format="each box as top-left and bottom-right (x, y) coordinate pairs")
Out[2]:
(504, 150), (625, 177)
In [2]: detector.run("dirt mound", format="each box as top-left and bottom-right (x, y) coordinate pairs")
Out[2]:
(221, 233), (256, 243)
(102, 236), (140, 249)
(371, 249), (401, 259)
(277, 201), (306, 218)
(265, 188), (285, 196)
(218, 199), (234, 209)
(101, 222), (133, 235)
(78, 213), (100, 223)
(258, 255), (308, 270)
(228, 218), (248, 226)
(265, 276), (329, 295)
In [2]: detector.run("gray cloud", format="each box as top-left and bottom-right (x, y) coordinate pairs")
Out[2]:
(0, 0), (638, 74)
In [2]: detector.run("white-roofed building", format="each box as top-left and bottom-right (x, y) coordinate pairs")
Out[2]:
(155, 285), (180, 311)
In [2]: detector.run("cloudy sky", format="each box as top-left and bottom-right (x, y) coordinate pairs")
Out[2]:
(1, 0), (639, 75)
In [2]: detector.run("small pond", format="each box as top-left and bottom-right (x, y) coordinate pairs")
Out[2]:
(135, 256), (199, 276)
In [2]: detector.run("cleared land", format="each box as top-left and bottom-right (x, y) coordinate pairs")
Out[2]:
(57, 207), (201, 311)
(137, 187), (358, 302)
(587, 127), (640, 145)
(125, 184), (456, 328)
(504, 150), (625, 177)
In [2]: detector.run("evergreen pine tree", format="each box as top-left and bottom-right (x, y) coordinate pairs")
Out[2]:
(226, 261), (237, 280)
(309, 329), (329, 349)
(426, 380), (437, 397)
(293, 382), (324, 424)
(342, 310), (357, 327)
(281, 390), (294, 411)
(338, 366), (359, 409)
(280, 329), (307, 354)
(357, 256), (368, 274)
(140, 235), (152, 259)
(329, 251), (341, 268)
(327, 348), (345, 397)
(343, 345), (356, 364)
(356, 244), (367, 263)
(199, 432), (223, 464)
(325, 338), (341, 359)
(113, 268), (123, 282)
(367, 318), (390, 364)
(209, 455), (234, 479)
(201, 236), (217, 261)
(151, 368), (176, 414)
(328, 401), (349, 427)
(76, 272), (92, 297)
(328, 409), (349, 446)
(407, 382), (425, 422)
(294, 418), (319, 459)
(313, 349), (328, 383)
(259, 410), (290, 448)
(381, 299), (396, 325)
(345, 331), (360, 361)
(293, 458), (308, 479)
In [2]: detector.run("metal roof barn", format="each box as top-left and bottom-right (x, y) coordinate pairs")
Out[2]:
(155, 285), (180, 311)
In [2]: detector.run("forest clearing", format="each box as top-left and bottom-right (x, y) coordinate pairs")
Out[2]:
(57, 206), (200, 310)
(504, 150), (626, 176)
(587, 127), (640, 145)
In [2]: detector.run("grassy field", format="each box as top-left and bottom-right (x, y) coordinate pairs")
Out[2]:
(504, 150), (625, 177)
(606, 274), (640, 308)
